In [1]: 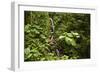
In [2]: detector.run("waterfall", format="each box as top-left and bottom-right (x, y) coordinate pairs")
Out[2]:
(49, 18), (54, 34)
(49, 18), (60, 56)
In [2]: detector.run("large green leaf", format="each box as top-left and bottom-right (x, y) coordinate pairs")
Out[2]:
(66, 33), (73, 38)
(65, 37), (72, 45)
(58, 36), (65, 39)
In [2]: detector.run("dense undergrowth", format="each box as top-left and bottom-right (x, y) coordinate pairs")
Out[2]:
(24, 11), (90, 61)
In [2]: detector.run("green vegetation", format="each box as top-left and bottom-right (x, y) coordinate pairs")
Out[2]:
(24, 11), (90, 61)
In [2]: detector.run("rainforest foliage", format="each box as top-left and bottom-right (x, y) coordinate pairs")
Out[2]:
(24, 11), (90, 61)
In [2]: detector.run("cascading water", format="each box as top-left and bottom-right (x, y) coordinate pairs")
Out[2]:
(49, 18), (55, 34)
(49, 18), (60, 56)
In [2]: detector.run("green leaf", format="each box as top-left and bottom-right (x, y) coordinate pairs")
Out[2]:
(71, 31), (79, 36)
(27, 53), (32, 59)
(61, 55), (69, 60)
(40, 34), (46, 39)
(70, 39), (76, 46)
(25, 24), (31, 33)
(24, 48), (30, 55)
(41, 58), (45, 61)
(65, 37), (72, 45)
(33, 53), (38, 57)
(31, 29), (40, 34)
(59, 36), (65, 39)
(65, 37), (76, 46)
(66, 33), (73, 38)
(30, 48), (38, 53)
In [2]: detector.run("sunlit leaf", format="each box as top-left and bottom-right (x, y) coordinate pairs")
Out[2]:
(27, 53), (32, 59)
